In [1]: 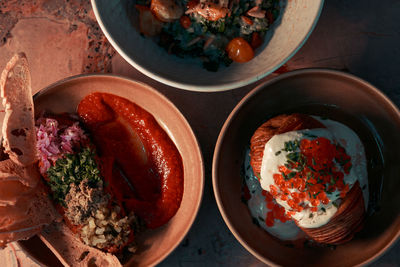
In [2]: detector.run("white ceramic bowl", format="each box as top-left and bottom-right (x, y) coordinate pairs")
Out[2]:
(91, 0), (324, 91)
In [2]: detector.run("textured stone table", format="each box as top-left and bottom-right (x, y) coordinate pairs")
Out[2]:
(0, 0), (399, 266)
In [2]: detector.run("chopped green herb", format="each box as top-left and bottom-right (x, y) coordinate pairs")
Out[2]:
(46, 148), (102, 206)
(275, 151), (282, 156)
(218, 21), (225, 32)
(321, 207), (326, 212)
(313, 191), (321, 198)
(347, 165), (353, 172)
(312, 158), (316, 166)
(286, 152), (299, 162)
(339, 158), (350, 166)
(283, 140), (300, 152)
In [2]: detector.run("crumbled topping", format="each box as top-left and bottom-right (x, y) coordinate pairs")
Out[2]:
(80, 206), (136, 250)
(64, 179), (137, 250)
(64, 180), (109, 225)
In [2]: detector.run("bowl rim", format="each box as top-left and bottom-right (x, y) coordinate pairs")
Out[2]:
(18, 73), (205, 267)
(90, 0), (325, 92)
(212, 68), (400, 266)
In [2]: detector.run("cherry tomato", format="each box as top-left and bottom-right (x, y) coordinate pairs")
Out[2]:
(180, 15), (191, 29)
(226, 37), (254, 63)
(251, 32), (263, 49)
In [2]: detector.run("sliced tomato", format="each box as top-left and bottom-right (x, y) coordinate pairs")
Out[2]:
(241, 16), (253, 25)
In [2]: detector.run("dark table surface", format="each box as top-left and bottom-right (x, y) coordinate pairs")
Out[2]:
(0, 0), (399, 266)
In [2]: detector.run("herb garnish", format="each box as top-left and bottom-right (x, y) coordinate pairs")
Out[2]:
(46, 148), (102, 206)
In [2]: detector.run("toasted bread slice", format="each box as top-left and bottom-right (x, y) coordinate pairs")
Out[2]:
(0, 54), (58, 247)
(40, 223), (122, 267)
(0, 159), (59, 248)
(0, 53), (37, 168)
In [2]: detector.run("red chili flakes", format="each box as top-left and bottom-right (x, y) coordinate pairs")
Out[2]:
(263, 190), (291, 227)
(267, 137), (353, 219)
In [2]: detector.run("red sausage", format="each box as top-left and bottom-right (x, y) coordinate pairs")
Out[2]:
(77, 93), (184, 229)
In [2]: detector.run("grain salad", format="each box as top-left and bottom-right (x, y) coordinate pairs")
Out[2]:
(135, 0), (281, 71)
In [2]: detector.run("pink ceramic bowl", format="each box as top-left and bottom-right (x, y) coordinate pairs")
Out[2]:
(91, 0), (324, 91)
(213, 69), (400, 266)
(17, 74), (204, 267)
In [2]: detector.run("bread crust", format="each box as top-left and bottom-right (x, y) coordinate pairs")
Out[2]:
(0, 53), (58, 247)
(0, 52), (37, 168)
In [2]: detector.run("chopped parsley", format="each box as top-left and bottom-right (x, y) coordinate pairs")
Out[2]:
(46, 147), (102, 206)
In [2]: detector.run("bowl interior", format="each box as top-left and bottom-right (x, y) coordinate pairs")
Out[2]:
(92, 0), (324, 91)
(213, 69), (400, 266)
(18, 74), (204, 267)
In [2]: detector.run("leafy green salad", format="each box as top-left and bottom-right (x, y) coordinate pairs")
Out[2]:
(135, 0), (280, 71)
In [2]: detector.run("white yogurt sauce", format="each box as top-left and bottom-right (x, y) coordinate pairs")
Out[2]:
(244, 116), (369, 240)
(259, 117), (368, 228)
(244, 148), (302, 240)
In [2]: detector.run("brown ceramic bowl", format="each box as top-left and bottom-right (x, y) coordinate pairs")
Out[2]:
(212, 69), (400, 266)
(16, 74), (204, 267)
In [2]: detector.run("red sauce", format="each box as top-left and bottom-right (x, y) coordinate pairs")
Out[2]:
(77, 92), (184, 229)
(266, 137), (352, 225)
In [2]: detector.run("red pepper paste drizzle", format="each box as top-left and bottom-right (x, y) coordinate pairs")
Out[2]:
(77, 92), (184, 229)
(265, 137), (352, 226)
